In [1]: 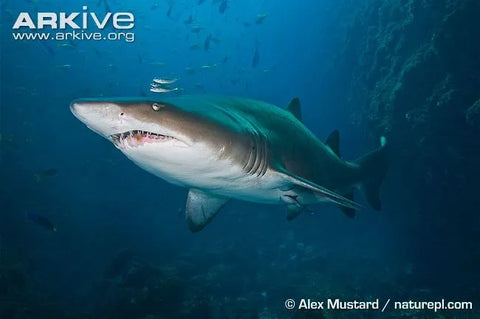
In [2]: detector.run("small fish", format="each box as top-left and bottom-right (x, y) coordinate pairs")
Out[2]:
(255, 13), (268, 24)
(189, 43), (201, 50)
(191, 25), (203, 33)
(150, 87), (178, 93)
(34, 168), (58, 182)
(26, 212), (56, 232)
(55, 64), (72, 69)
(200, 64), (217, 69)
(104, 0), (111, 13)
(0, 133), (16, 148)
(57, 43), (75, 48)
(219, 0), (228, 14)
(39, 40), (55, 56)
(94, 48), (102, 58)
(97, 0), (110, 12)
(153, 78), (178, 85)
(204, 34), (212, 51)
(184, 15), (194, 25)
(148, 62), (166, 66)
(166, 0), (174, 17)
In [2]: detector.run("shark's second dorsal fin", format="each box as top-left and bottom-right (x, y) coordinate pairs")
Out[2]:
(286, 98), (302, 122)
(185, 189), (229, 232)
(325, 130), (340, 157)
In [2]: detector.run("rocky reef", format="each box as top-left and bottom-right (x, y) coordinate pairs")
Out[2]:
(327, 0), (480, 293)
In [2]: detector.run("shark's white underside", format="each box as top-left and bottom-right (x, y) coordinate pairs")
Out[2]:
(121, 141), (320, 205)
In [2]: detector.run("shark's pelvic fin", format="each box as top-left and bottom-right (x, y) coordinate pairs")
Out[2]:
(325, 130), (340, 157)
(286, 98), (302, 122)
(281, 190), (309, 220)
(185, 189), (229, 232)
(278, 169), (362, 210)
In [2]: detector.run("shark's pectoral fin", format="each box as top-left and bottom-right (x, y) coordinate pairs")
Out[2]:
(278, 169), (362, 210)
(185, 189), (229, 232)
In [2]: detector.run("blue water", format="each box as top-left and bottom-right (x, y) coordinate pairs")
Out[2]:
(1, 0), (478, 318)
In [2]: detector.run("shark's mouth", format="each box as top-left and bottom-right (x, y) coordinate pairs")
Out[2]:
(110, 130), (174, 148)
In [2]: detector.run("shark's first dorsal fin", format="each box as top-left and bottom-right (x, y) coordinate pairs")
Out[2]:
(185, 189), (229, 232)
(286, 98), (302, 122)
(325, 130), (340, 157)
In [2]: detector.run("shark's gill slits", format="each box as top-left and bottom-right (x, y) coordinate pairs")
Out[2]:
(243, 130), (268, 177)
(110, 130), (174, 148)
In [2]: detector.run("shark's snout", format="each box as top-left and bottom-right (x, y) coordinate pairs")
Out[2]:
(70, 100), (90, 122)
(70, 99), (102, 121)
(70, 99), (123, 138)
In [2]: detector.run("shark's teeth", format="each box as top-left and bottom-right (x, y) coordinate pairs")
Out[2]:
(110, 130), (174, 148)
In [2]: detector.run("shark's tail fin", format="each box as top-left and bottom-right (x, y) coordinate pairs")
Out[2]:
(355, 136), (388, 210)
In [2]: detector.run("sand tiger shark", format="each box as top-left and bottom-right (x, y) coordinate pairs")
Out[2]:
(71, 96), (388, 232)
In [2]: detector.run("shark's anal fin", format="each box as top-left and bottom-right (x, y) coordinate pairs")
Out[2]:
(340, 192), (355, 218)
(286, 98), (302, 122)
(325, 130), (340, 157)
(185, 189), (229, 232)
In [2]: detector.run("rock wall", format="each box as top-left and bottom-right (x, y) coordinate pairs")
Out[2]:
(330, 0), (480, 290)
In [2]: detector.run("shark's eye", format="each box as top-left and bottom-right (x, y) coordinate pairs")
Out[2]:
(152, 103), (164, 111)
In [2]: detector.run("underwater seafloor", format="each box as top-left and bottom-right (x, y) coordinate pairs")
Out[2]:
(1, 0), (480, 318)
